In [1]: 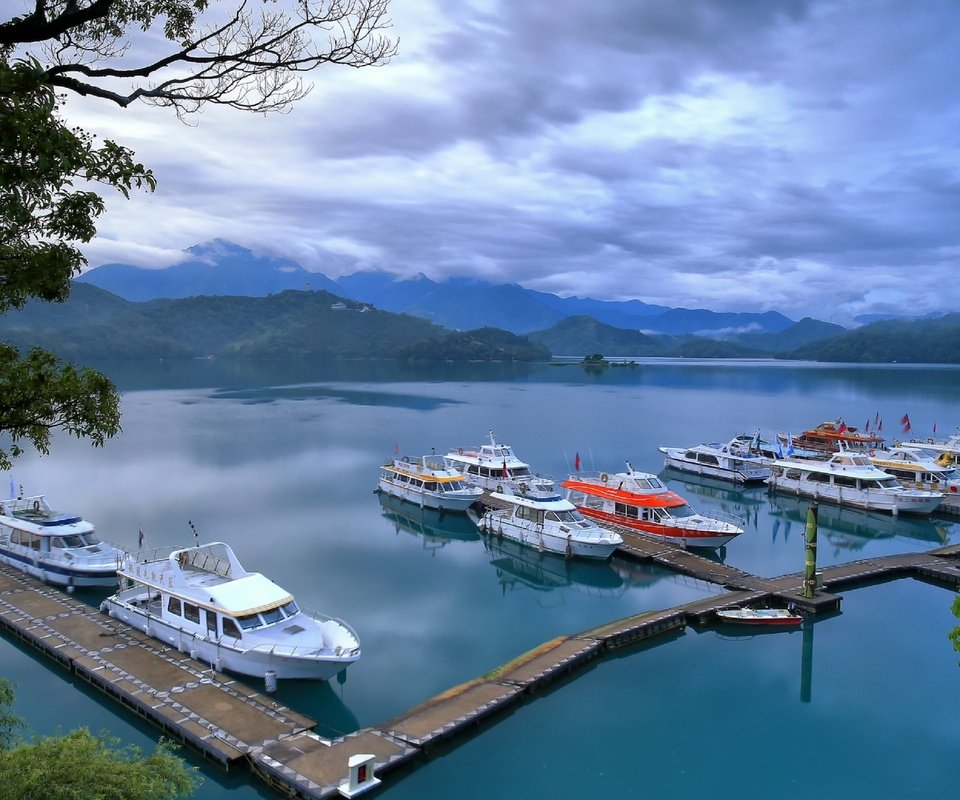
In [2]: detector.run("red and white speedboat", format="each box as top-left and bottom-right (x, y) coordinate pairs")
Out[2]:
(561, 463), (744, 549)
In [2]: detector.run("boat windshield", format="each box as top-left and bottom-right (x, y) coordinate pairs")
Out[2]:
(51, 532), (101, 548)
(632, 476), (665, 491)
(545, 509), (587, 523)
(236, 599), (301, 631)
(663, 504), (697, 519)
(440, 480), (468, 491)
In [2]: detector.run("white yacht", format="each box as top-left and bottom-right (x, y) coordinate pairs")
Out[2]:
(869, 446), (960, 494)
(0, 494), (122, 589)
(767, 450), (943, 515)
(899, 433), (960, 467)
(445, 431), (558, 498)
(658, 435), (772, 484)
(472, 491), (622, 560)
(101, 542), (360, 681)
(377, 454), (482, 512)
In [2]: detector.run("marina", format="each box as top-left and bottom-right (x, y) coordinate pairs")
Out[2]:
(4, 360), (960, 800)
(3, 513), (959, 797)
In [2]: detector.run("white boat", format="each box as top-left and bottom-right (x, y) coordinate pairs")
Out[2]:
(377, 455), (483, 512)
(445, 431), (558, 498)
(899, 433), (960, 467)
(472, 491), (622, 560)
(767, 450), (943, 515)
(869, 446), (960, 495)
(0, 494), (122, 589)
(658, 435), (772, 484)
(100, 542), (360, 681)
(715, 607), (803, 627)
(562, 464), (744, 549)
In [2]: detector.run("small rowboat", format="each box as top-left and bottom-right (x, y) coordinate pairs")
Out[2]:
(715, 607), (803, 626)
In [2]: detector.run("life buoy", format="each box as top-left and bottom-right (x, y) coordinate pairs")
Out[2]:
(868, 449), (875, 457)
(32, 500), (40, 512)
(402, 456), (410, 463)
(458, 448), (463, 454)
(496, 484), (504, 494)
(600, 472), (609, 483)
(519, 483), (528, 493)
(927, 438), (935, 444)
(910, 438), (917, 443)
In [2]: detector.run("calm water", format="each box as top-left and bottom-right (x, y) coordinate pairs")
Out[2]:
(2, 359), (959, 798)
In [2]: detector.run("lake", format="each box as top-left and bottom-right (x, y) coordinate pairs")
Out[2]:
(2, 358), (959, 799)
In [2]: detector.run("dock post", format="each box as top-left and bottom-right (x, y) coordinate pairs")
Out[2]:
(803, 503), (818, 599)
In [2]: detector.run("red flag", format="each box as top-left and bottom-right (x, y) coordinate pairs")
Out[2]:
(902, 416), (912, 433)
(864, 419), (870, 432)
(900, 413), (910, 425)
(501, 460), (508, 479)
(574, 452), (582, 471)
(837, 422), (847, 434)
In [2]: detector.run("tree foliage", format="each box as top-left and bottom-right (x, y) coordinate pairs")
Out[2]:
(1, 0), (395, 468)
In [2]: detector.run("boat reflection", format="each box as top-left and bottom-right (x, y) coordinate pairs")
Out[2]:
(482, 533), (626, 597)
(766, 493), (952, 555)
(377, 492), (480, 551)
(257, 675), (360, 740)
(660, 466), (769, 532)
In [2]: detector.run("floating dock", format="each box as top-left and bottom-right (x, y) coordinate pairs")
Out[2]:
(2, 527), (960, 797)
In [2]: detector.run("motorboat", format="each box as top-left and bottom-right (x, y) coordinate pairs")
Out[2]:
(100, 542), (360, 681)
(0, 494), (122, 589)
(444, 431), (558, 499)
(715, 607), (803, 627)
(562, 463), (745, 549)
(377, 454), (483, 512)
(785, 419), (885, 454)
(767, 449), (943, 515)
(868, 446), (960, 495)
(658, 434), (772, 484)
(899, 432), (960, 467)
(471, 491), (622, 560)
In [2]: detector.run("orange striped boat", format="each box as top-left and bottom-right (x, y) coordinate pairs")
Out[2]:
(562, 463), (744, 549)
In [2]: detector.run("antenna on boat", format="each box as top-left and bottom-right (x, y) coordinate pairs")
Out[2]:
(188, 519), (199, 547)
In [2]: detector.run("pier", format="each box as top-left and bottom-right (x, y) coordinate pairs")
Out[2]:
(2, 529), (960, 797)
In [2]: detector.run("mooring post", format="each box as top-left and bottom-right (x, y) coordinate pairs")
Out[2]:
(803, 503), (818, 599)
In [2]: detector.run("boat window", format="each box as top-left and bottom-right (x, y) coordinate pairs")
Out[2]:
(469, 465), (481, 475)
(583, 495), (605, 510)
(480, 467), (492, 478)
(57, 534), (85, 548)
(807, 472), (830, 483)
(222, 618), (241, 639)
(684, 451), (697, 459)
(447, 480), (466, 491)
(51, 538), (65, 549)
(614, 503), (638, 519)
(698, 454), (720, 466)
(412, 479), (424, 489)
(167, 597), (182, 616)
(834, 475), (858, 488)
(81, 532), (102, 545)
(237, 613), (262, 631)
(513, 467), (530, 477)
(554, 509), (586, 523)
(280, 600), (300, 617)
(567, 491), (586, 506)
(667, 504), (697, 519)
(423, 481), (437, 491)
(261, 606), (284, 626)
(396, 474), (408, 483)
(878, 477), (900, 488)
(205, 610), (217, 634)
(183, 603), (200, 624)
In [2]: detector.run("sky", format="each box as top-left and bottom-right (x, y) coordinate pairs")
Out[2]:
(9, 0), (960, 325)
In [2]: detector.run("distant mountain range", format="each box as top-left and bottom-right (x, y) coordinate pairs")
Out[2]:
(5, 277), (960, 364)
(77, 240), (800, 338)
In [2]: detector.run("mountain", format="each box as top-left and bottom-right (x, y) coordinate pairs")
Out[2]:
(0, 286), (544, 362)
(788, 313), (960, 363)
(75, 240), (341, 300)
(528, 316), (669, 357)
(736, 317), (848, 353)
(77, 240), (802, 337)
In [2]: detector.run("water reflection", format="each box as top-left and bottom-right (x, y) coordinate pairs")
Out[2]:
(660, 467), (770, 532)
(767, 493), (952, 556)
(377, 492), (480, 551)
(481, 534), (625, 597)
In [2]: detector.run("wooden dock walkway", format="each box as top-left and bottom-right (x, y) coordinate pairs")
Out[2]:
(3, 529), (960, 797)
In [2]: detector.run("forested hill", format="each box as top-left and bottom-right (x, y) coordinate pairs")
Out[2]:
(0, 284), (548, 362)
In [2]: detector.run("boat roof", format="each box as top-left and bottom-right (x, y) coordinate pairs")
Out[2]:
(562, 473), (687, 508)
(0, 496), (92, 534)
(384, 456), (468, 481)
(772, 452), (889, 475)
(119, 541), (294, 616)
(489, 492), (575, 511)
(446, 431), (529, 467)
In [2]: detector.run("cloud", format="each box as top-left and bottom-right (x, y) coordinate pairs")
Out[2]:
(22, 0), (960, 325)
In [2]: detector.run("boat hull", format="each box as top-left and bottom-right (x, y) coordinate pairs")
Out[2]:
(659, 453), (770, 484)
(376, 481), (479, 512)
(576, 508), (739, 549)
(0, 547), (118, 588)
(100, 600), (357, 681)
(716, 609), (803, 626)
(477, 515), (620, 560)
(767, 476), (942, 515)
